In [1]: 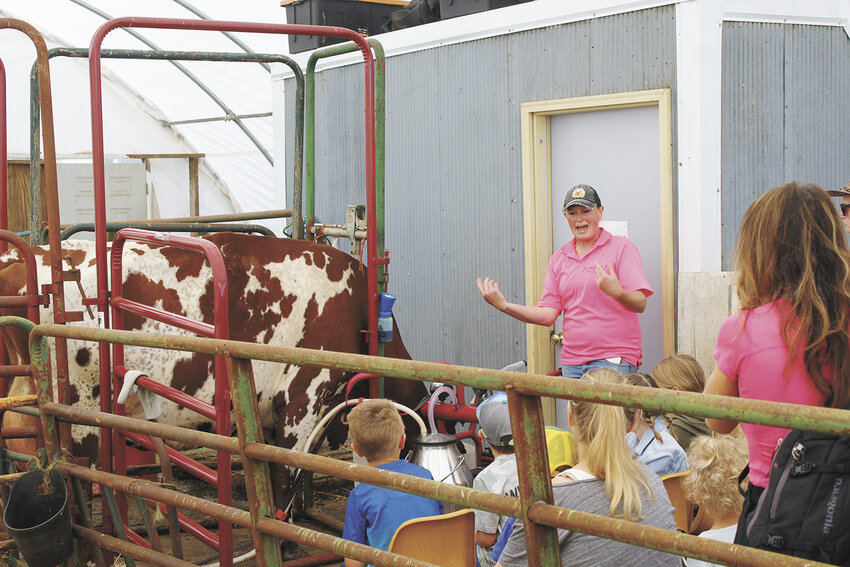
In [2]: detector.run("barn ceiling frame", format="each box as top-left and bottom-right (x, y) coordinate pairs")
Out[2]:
(28, 46), (306, 242)
(68, 0), (274, 165)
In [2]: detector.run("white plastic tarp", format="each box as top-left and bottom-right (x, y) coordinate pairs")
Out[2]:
(0, 0), (293, 235)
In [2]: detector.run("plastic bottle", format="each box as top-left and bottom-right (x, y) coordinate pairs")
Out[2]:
(378, 292), (396, 342)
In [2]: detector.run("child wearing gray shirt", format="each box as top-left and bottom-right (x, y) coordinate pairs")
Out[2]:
(473, 393), (519, 567)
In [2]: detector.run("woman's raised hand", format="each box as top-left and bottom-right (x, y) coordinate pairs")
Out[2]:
(595, 261), (623, 298)
(477, 277), (508, 311)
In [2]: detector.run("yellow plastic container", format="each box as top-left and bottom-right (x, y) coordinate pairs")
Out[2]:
(544, 426), (578, 477)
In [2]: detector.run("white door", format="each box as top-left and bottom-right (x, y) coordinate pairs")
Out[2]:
(549, 105), (663, 428)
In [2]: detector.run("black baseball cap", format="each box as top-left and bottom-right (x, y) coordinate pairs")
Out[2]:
(563, 184), (602, 210)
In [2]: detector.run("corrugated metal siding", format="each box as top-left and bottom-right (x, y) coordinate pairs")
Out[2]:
(721, 23), (850, 269)
(285, 6), (677, 367)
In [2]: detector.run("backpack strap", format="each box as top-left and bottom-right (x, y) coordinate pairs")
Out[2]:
(762, 534), (830, 557)
(792, 461), (850, 476)
(737, 463), (750, 497)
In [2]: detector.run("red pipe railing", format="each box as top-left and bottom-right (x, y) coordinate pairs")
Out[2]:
(83, 17), (380, 565)
(110, 228), (230, 559)
(115, 367), (216, 421)
(0, 19), (72, 455)
(0, 23), (76, 458)
(86, 17), (378, 433)
(122, 431), (217, 486)
(0, 232), (45, 325)
(0, 231), (46, 400)
(148, 501), (220, 551)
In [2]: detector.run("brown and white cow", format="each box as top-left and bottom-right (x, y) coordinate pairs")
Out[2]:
(0, 232), (425, 506)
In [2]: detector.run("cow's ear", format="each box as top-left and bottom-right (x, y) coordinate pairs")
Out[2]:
(352, 443), (364, 458)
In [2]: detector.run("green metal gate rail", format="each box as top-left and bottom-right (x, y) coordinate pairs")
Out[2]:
(22, 320), (846, 567)
(32, 322), (850, 435)
(304, 39), (387, 271)
(48, 221), (276, 241)
(56, 209), (296, 229)
(74, 524), (190, 567)
(38, 399), (827, 567)
(57, 460), (440, 567)
(29, 47), (305, 242)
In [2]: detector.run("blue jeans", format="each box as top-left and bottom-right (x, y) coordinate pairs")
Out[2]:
(561, 358), (638, 378)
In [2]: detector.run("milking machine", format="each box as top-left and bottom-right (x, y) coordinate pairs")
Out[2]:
(406, 385), (474, 512)
(284, 360), (529, 519)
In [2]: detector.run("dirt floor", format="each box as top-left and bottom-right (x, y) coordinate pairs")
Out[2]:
(141, 453), (353, 567)
(1, 449), (355, 567)
(161, 470), (352, 567)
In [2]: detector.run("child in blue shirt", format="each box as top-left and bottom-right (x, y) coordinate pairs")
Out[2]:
(623, 373), (689, 477)
(342, 399), (443, 567)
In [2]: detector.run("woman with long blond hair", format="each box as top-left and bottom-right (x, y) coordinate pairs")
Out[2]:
(496, 368), (678, 567)
(705, 182), (850, 545)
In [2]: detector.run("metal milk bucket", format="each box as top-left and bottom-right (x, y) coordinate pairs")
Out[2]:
(4, 468), (74, 567)
(409, 432), (473, 513)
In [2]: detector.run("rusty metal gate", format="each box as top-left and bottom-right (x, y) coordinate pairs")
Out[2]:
(0, 317), (841, 567)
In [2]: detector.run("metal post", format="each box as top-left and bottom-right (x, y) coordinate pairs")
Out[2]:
(71, 477), (109, 567)
(304, 38), (387, 397)
(1, 20), (74, 462)
(506, 388), (561, 565)
(189, 156), (199, 235)
(101, 486), (138, 567)
(225, 357), (282, 567)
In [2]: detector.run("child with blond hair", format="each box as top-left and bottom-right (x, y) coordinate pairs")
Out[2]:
(652, 354), (712, 450)
(497, 369), (679, 567)
(683, 434), (749, 567)
(623, 373), (689, 478)
(342, 399), (443, 567)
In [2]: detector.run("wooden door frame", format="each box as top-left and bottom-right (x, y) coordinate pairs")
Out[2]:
(520, 89), (674, 424)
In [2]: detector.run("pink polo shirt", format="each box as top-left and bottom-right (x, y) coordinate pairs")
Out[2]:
(537, 230), (652, 367)
(714, 300), (827, 488)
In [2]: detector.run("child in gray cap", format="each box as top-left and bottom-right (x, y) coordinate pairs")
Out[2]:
(474, 392), (520, 567)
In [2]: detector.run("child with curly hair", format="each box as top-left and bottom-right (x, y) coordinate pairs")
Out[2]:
(683, 433), (749, 567)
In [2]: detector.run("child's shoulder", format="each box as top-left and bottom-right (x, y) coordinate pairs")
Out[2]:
(473, 455), (519, 487)
(381, 459), (434, 480)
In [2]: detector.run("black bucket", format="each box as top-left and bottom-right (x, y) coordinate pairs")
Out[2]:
(3, 469), (74, 567)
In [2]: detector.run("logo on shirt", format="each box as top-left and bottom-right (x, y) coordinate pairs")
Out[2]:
(582, 263), (611, 273)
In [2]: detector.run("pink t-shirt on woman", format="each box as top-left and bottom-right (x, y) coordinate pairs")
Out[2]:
(537, 230), (652, 367)
(713, 300), (825, 487)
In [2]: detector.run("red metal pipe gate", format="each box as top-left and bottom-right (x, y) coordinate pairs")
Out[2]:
(0, 13), (397, 564)
(110, 228), (232, 555)
(0, 19), (75, 456)
(83, 17), (381, 565)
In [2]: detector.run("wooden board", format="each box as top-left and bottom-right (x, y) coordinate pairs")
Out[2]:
(6, 162), (46, 235)
(676, 272), (738, 377)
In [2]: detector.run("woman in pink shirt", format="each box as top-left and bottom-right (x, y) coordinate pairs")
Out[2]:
(477, 184), (653, 378)
(705, 182), (850, 546)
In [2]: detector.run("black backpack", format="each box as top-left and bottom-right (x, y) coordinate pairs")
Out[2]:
(746, 426), (850, 564)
